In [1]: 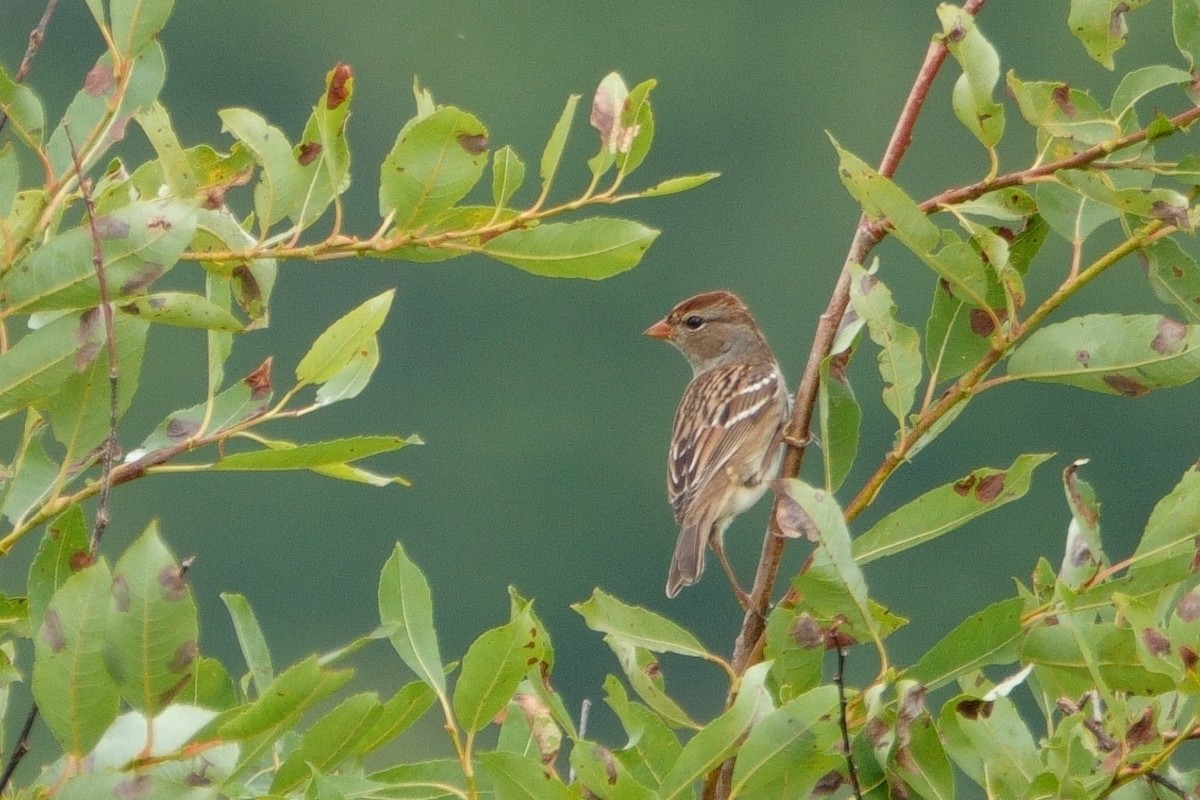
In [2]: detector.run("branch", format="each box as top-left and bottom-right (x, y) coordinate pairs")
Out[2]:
(64, 127), (120, 552)
(0, 0), (60, 136)
(730, 0), (989, 676)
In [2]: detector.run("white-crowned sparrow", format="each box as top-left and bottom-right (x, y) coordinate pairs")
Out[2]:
(645, 291), (789, 602)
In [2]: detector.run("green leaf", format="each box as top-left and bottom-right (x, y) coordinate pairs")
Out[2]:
(212, 435), (411, 471)
(617, 79), (656, 176)
(111, 0), (176, 57)
(1144, 237), (1200, 323)
(1110, 65), (1192, 122)
(573, 589), (712, 659)
(118, 291), (244, 331)
(106, 521), (198, 714)
(908, 598), (1026, 690)
(0, 314), (104, 419)
(571, 742), (656, 800)
(848, 264), (922, 432)
(135, 101), (195, 196)
(215, 656), (353, 779)
(27, 505), (90, 635)
(483, 217), (659, 279)
(1175, 0), (1200, 68)
(763, 605), (824, 703)
(480, 751), (573, 800)
(940, 683), (1040, 800)
(368, 759), (463, 798)
(539, 94), (579, 195)
(1007, 74), (1117, 145)
(1068, 0), (1151, 69)
(605, 637), (698, 730)
(192, 206), (276, 325)
(453, 606), (545, 733)
(1007, 313), (1200, 395)
(137, 358), (273, 455)
(47, 45), (166, 178)
(272, 692), (383, 794)
(889, 682), (954, 800)
(1022, 616), (1174, 698)
(1035, 179), (1118, 243)
(44, 314), (150, 457)
(315, 335), (379, 406)
(939, 5), (1005, 150)
(0, 143), (17, 217)
(32, 560), (118, 756)
(1127, 462), (1200, 584)
(603, 676), (681, 789)
(295, 289), (395, 385)
(0, 64), (45, 145)
(380, 106), (489, 229)
(354, 681), (437, 755)
(219, 107), (306, 231)
(4, 197), (199, 314)
(954, 188), (1037, 222)
(220, 592), (274, 696)
(636, 172), (720, 198)
(852, 453), (1054, 565)
(1060, 459), (1108, 587)
(657, 662), (774, 800)
(379, 542), (446, 696)
(0, 427), (59, 526)
(491, 145), (526, 208)
(777, 479), (884, 645)
(730, 686), (842, 798)
(819, 349), (861, 492)
(833, 140), (987, 300)
(290, 63), (355, 233)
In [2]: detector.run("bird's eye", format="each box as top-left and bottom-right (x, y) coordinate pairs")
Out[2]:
(684, 315), (705, 330)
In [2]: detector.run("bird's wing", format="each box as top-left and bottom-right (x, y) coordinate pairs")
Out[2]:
(667, 362), (784, 520)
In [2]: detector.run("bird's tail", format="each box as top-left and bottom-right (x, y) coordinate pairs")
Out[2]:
(666, 521), (708, 597)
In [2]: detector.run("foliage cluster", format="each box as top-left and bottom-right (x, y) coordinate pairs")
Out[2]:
(2, 1), (1200, 799)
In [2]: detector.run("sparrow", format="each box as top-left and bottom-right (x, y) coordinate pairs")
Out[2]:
(644, 290), (789, 604)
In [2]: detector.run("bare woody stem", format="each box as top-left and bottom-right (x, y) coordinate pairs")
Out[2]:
(0, 0), (60, 136)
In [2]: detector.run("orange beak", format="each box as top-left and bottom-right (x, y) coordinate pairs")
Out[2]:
(644, 319), (672, 340)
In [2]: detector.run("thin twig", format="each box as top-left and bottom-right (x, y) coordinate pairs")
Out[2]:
(835, 646), (863, 800)
(65, 126), (120, 552)
(0, 703), (39, 793)
(0, 0), (61, 135)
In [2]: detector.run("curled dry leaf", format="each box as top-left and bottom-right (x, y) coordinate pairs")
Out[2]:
(590, 71), (639, 154)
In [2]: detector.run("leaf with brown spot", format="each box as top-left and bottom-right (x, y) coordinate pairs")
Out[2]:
(855, 455), (1053, 565)
(33, 560), (119, 756)
(326, 63), (352, 109)
(457, 132), (488, 155)
(1103, 373), (1149, 396)
(84, 63), (116, 96)
(380, 106), (488, 230)
(1125, 707), (1158, 747)
(1051, 84), (1075, 115)
(106, 522), (199, 715)
(1181, 646), (1198, 670)
(1129, 465), (1200, 589)
(1176, 590), (1200, 622)
(975, 473), (1005, 502)
(1140, 627), (1171, 656)
(1151, 317), (1187, 354)
(296, 141), (322, 166)
(6, 198), (198, 316)
(1009, 314), (1200, 396)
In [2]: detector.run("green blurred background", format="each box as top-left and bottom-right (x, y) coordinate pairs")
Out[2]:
(3, 0), (1198, 756)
